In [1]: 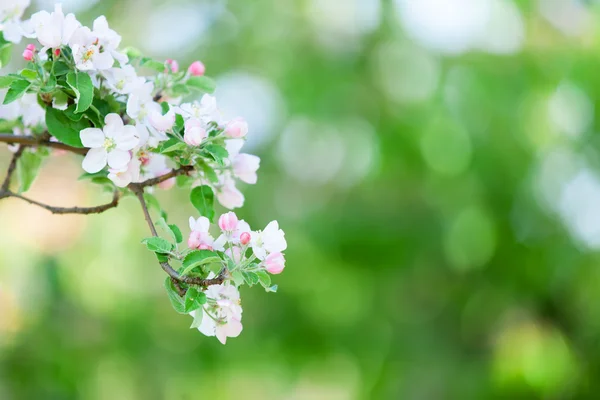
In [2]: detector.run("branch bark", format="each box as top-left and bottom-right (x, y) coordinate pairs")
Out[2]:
(1, 147), (24, 192)
(132, 186), (225, 288)
(0, 134), (88, 155)
(0, 190), (121, 214)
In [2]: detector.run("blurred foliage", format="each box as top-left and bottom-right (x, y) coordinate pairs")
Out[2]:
(3, 0), (600, 399)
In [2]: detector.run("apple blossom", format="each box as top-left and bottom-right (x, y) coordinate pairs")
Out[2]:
(30, 4), (80, 50)
(219, 212), (239, 232)
(225, 118), (248, 139)
(183, 118), (207, 146)
(108, 156), (141, 187)
(166, 59), (179, 73)
(190, 284), (242, 344)
(188, 61), (205, 76)
(80, 114), (140, 173)
(0, 3), (288, 344)
(251, 221), (287, 260)
(264, 252), (285, 274)
(70, 26), (114, 71)
(216, 179), (245, 210)
(149, 110), (175, 132)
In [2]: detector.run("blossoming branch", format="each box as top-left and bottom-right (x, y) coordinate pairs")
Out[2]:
(0, 1), (287, 344)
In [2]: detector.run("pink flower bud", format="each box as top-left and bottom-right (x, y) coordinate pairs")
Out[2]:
(54, 48), (61, 57)
(22, 49), (34, 61)
(264, 252), (285, 274)
(199, 244), (213, 251)
(218, 212), (239, 232)
(26, 44), (35, 52)
(184, 118), (207, 146)
(166, 59), (179, 73)
(225, 118), (248, 138)
(188, 231), (203, 249)
(188, 61), (205, 76)
(240, 232), (251, 245)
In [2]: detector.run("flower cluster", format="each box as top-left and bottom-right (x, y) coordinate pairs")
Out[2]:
(0, 3), (287, 344)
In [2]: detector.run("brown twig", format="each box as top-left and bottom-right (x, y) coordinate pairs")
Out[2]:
(1, 190), (121, 214)
(1, 147), (24, 192)
(0, 134), (88, 155)
(132, 186), (225, 288)
(129, 165), (193, 190)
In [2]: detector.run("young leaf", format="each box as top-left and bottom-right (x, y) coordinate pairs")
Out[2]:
(164, 277), (186, 314)
(141, 237), (173, 253)
(0, 75), (17, 88)
(231, 270), (245, 287)
(46, 107), (89, 147)
(160, 101), (170, 115)
(52, 61), (70, 76)
(190, 308), (204, 328)
(255, 270), (272, 289)
(187, 76), (216, 93)
(17, 151), (44, 193)
(199, 162), (219, 183)
(242, 271), (259, 286)
(181, 249), (220, 276)
(66, 71), (93, 113)
(3, 79), (31, 105)
(190, 185), (215, 222)
(169, 224), (183, 243)
(0, 36), (12, 69)
(20, 69), (37, 80)
(184, 287), (207, 313)
(140, 57), (165, 73)
(204, 144), (229, 166)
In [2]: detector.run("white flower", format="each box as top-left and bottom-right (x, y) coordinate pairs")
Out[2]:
(251, 220), (287, 260)
(148, 109), (175, 132)
(225, 139), (260, 184)
(0, 0), (30, 43)
(103, 65), (143, 95)
(216, 178), (245, 210)
(189, 216), (211, 233)
(0, 91), (45, 127)
(108, 155), (141, 187)
(92, 15), (127, 64)
(213, 219), (251, 251)
(70, 26), (114, 71)
(30, 4), (80, 49)
(80, 113), (139, 173)
(190, 284), (243, 344)
(178, 94), (221, 124)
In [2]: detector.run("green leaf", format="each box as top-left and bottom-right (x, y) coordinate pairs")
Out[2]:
(40, 75), (57, 93)
(181, 250), (220, 276)
(190, 185), (215, 222)
(184, 287), (207, 313)
(20, 69), (37, 80)
(266, 284), (278, 293)
(187, 76), (216, 94)
(52, 91), (69, 110)
(196, 162), (218, 183)
(204, 144), (229, 166)
(52, 61), (70, 76)
(170, 83), (190, 97)
(0, 35), (12, 69)
(164, 277), (186, 314)
(66, 72), (93, 113)
(46, 107), (89, 147)
(141, 237), (173, 253)
(255, 270), (272, 289)
(159, 140), (187, 154)
(3, 80), (31, 105)
(231, 270), (244, 287)
(17, 151), (44, 193)
(0, 75), (17, 88)
(78, 171), (109, 181)
(242, 271), (259, 286)
(140, 57), (165, 73)
(160, 101), (170, 115)
(169, 224), (183, 243)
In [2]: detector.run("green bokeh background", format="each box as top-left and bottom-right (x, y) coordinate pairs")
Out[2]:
(2, 0), (600, 398)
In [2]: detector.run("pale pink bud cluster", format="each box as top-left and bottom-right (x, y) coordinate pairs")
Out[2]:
(188, 61), (205, 76)
(225, 118), (248, 139)
(188, 231), (213, 250)
(165, 59), (179, 73)
(219, 212), (239, 232)
(264, 252), (285, 274)
(23, 44), (35, 61)
(184, 118), (207, 146)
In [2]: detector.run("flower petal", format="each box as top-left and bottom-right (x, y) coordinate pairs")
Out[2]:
(80, 128), (104, 148)
(106, 149), (131, 170)
(103, 113), (124, 138)
(82, 147), (107, 173)
(116, 125), (140, 150)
